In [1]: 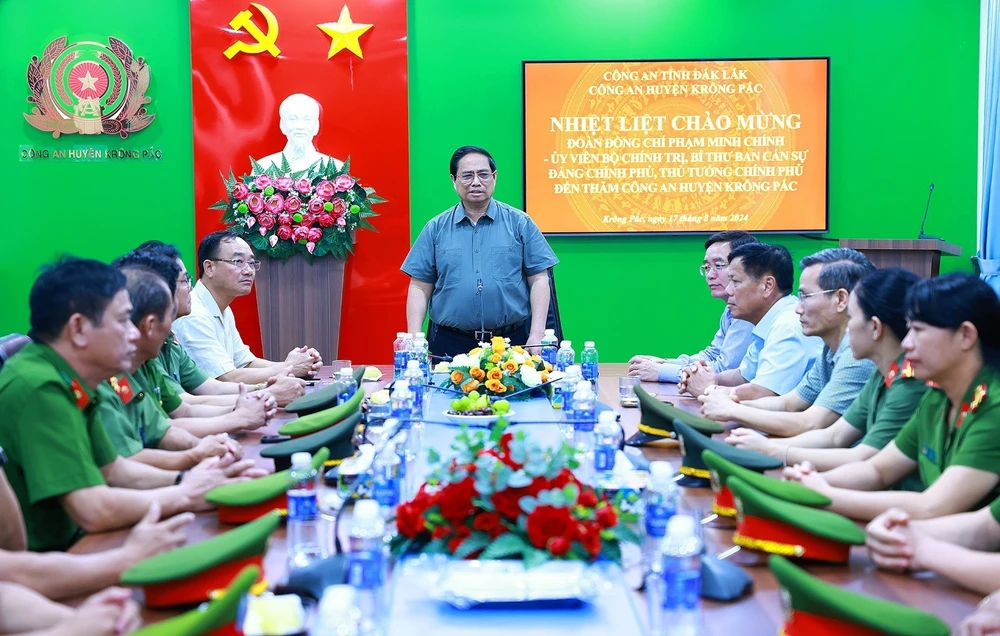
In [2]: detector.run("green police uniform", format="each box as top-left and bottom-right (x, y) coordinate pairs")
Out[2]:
(843, 356), (929, 451)
(98, 372), (171, 457)
(156, 332), (210, 395)
(134, 359), (183, 414)
(0, 343), (118, 551)
(893, 364), (1000, 506)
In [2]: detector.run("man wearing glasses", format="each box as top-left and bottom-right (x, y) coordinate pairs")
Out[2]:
(680, 243), (824, 401)
(132, 241), (306, 408)
(697, 248), (874, 436)
(174, 230), (322, 383)
(402, 146), (559, 357)
(628, 231), (757, 382)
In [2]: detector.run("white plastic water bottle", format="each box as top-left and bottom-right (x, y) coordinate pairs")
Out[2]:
(412, 333), (431, 382)
(581, 341), (599, 389)
(571, 380), (597, 485)
(593, 410), (622, 485)
(661, 515), (703, 636)
(338, 367), (356, 402)
(372, 440), (402, 527)
(556, 365), (583, 442)
(540, 328), (559, 367)
(317, 585), (361, 636)
(348, 499), (386, 636)
(644, 461), (678, 571)
(287, 452), (323, 568)
(556, 339), (575, 373)
(392, 332), (409, 380)
(403, 359), (424, 414)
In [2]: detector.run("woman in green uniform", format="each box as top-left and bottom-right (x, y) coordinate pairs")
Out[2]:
(727, 268), (928, 483)
(785, 273), (1000, 521)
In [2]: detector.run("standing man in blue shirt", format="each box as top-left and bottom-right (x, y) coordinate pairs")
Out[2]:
(628, 230), (756, 382)
(402, 146), (559, 357)
(681, 243), (823, 400)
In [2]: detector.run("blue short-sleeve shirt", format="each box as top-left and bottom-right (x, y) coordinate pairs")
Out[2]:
(401, 199), (559, 331)
(738, 295), (824, 395)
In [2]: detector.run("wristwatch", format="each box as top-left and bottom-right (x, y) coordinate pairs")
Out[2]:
(0, 445), (7, 467)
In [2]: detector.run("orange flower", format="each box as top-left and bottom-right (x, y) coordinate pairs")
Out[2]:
(461, 379), (480, 393)
(502, 360), (519, 373)
(494, 382), (507, 394)
(469, 347), (483, 356)
(541, 371), (549, 383)
(470, 367), (486, 381)
(450, 370), (465, 385)
(490, 353), (502, 364)
(491, 336), (506, 353)
(487, 367), (503, 381)
(512, 345), (526, 355)
(530, 354), (542, 363)
(543, 362), (553, 373)
(485, 379), (504, 393)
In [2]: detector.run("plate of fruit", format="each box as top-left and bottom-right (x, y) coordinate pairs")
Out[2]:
(444, 391), (514, 426)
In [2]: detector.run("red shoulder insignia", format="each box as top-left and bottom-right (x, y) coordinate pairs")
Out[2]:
(885, 362), (900, 388)
(901, 359), (915, 378)
(70, 378), (89, 410)
(956, 384), (988, 429)
(109, 375), (136, 405)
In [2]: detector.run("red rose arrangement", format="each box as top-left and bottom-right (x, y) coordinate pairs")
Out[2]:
(390, 421), (638, 567)
(213, 156), (384, 261)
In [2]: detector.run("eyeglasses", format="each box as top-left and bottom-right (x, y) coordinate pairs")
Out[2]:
(178, 274), (193, 288)
(799, 289), (839, 300)
(457, 170), (496, 185)
(699, 262), (727, 276)
(212, 257), (261, 271)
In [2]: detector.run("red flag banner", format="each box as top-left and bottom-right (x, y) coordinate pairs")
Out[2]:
(189, 0), (409, 363)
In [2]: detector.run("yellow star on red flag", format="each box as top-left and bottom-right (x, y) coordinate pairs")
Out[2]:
(317, 5), (373, 59)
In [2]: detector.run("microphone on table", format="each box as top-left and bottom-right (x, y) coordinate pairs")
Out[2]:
(918, 183), (941, 240)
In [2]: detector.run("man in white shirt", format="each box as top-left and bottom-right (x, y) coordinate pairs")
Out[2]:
(681, 242), (823, 401)
(174, 230), (322, 384)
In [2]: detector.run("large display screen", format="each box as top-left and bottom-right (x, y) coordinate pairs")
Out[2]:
(523, 58), (829, 234)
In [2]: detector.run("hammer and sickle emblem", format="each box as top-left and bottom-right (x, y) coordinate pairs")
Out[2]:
(224, 2), (281, 59)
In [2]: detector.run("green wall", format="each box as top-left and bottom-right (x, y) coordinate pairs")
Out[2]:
(0, 0), (980, 362)
(409, 0), (980, 362)
(1, 0), (194, 336)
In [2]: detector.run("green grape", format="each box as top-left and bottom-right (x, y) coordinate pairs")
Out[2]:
(451, 399), (462, 411)
(458, 397), (472, 411)
(468, 390), (481, 401)
(493, 399), (510, 415)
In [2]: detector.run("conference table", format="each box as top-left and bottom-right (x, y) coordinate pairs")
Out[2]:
(71, 363), (981, 633)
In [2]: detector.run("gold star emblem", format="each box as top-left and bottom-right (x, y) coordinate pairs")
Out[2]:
(317, 5), (373, 59)
(79, 71), (98, 91)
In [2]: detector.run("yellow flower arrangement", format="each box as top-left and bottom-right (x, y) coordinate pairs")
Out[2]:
(445, 336), (553, 399)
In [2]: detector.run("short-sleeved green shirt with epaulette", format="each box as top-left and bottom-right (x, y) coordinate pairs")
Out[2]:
(156, 332), (209, 395)
(844, 355), (930, 451)
(0, 343), (118, 551)
(135, 359), (182, 414)
(97, 371), (172, 456)
(894, 364), (1000, 504)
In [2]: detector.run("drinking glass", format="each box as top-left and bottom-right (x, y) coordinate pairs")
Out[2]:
(619, 376), (641, 407)
(332, 359), (352, 375)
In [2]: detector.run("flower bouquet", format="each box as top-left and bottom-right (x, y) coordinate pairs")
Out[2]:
(445, 336), (554, 399)
(391, 422), (638, 567)
(211, 155), (385, 261)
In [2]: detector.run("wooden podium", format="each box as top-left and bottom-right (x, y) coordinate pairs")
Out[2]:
(839, 239), (962, 278)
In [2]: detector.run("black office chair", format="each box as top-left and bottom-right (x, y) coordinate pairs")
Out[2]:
(545, 268), (564, 342)
(0, 334), (31, 372)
